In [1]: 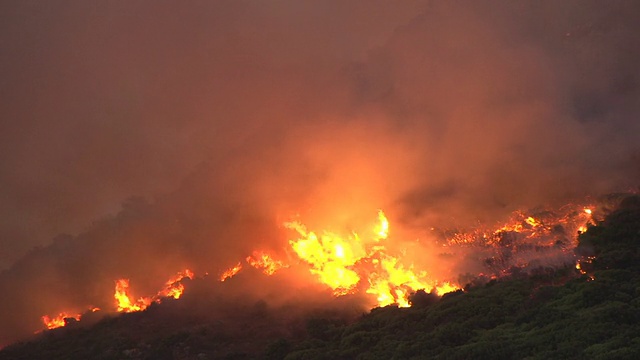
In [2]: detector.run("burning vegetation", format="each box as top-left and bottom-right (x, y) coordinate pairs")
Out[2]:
(1, 1), (639, 357)
(285, 210), (457, 306)
(6, 194), (639, 359)
(114, 268), (193, 313)
(38, 199), (600, 333)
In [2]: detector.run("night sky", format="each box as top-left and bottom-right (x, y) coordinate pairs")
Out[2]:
(0, 0), (639, 346)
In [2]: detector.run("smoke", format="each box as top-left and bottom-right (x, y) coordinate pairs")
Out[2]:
(1, 0), (639, 346)
(378, 1), (640, 227)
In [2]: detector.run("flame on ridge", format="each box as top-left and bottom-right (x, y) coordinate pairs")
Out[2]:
(42, 269), (194, 330)
(115, 269), (194, 313)
(40, 307), (100, 331)
(41, 313), (81, 330)
(158, 269), (195, 299)
(219, 251), (288, 282)
(220, 262), (242, 281)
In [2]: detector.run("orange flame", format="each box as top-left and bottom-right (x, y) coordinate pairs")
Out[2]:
(246, 251), (288, 275)
(157, 269), (194, 299)
(220, 262), (243, 281)
(114, 279), (151, 313)
(41, 313), (81, 330)
(38, 202), (599, 335)
(40, 307), (100, 331)
(493, 212), (543, 234)
(286, 221), (363, 295)
(374, 210), (389, 240)
(524, 216), (541, 227)
(114, 269), (194, 312)
(286, 210), (459, 306)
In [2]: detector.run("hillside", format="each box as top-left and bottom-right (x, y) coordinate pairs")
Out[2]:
(1, 195), (639, 360)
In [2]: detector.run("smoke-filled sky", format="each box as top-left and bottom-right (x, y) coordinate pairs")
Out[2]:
(0, 0), (639, 346)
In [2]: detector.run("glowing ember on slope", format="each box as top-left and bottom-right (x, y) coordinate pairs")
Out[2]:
(447, 204), (595, 248)
(576, 255), (596, 281)
(493, 211), (544, 235)
(286, 211), (458, 306)
(578, 208), (594, 233)
(439, 203), (596, 277)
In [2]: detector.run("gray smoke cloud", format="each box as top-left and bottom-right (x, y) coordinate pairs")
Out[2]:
(0, 0), (639, 346)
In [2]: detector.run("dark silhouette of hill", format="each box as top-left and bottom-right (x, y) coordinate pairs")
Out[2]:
(1, 195), (639, 360)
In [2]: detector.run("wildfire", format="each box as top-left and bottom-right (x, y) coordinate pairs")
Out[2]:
(220, 262), (243, 281)
(41, 313), (81, 330)
(38, 202), (601, 333)
(286, 210), (458, 307)
(41, 269), (194, 330)
(157, 269), (195, 299)
(578, 208), (594, 233)
(524, 216), (541, 227)
(246, 251), (288, 275)
(576, 255), (596, 280)
(115, 269), (194, 312)
(374, 210), (389, 239)
(40, 307), (99, 331)
(492, 212), (544, 236)
(115, 279), (151, 313)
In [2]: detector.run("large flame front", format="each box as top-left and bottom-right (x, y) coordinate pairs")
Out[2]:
(286, 210), (456, 307)
(39, 204), (596, 332)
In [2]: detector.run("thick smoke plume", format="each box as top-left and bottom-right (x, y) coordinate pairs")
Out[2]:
(0, 0), (639, 346)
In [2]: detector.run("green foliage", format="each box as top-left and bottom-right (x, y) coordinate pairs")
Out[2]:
(263, 338), (290, 360)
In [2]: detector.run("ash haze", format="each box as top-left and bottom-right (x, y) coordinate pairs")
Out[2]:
(0, 0), (639, 346)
